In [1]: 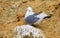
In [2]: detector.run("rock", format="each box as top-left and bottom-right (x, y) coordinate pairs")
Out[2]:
(13, 24), (45, 38)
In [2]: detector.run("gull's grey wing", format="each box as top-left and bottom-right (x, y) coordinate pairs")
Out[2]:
(25, 14), (40, 24)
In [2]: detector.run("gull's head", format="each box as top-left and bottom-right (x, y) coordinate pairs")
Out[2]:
(25, 6), (34, 18)
(27, 6), (33, 12)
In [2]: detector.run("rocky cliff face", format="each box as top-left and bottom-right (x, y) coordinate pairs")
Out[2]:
(0, 0), (60, 38)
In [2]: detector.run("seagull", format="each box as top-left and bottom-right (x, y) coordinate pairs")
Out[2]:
(25, 6), (48, 24)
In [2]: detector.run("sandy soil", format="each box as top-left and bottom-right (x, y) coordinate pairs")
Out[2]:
(0, 0), (60, 38)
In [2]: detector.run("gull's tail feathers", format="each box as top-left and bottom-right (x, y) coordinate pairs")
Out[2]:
(36, 12), (48, 19)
